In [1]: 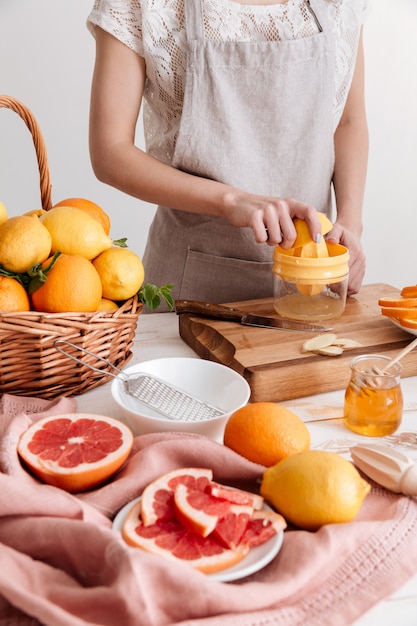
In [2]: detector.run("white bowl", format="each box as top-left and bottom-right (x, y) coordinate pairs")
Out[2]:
(111, 357), (251, 440)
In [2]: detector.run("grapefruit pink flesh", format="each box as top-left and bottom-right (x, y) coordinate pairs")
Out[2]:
(17, 414), (133, 492)
(121, 468), (287, 574)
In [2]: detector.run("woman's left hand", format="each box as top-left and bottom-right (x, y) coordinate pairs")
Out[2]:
(325, 223), (365, 296)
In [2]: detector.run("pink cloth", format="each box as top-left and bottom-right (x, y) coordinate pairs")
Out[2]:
(1, 394), (417, 626)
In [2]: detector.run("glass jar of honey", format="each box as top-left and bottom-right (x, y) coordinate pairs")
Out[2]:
(272, 243), (349, 322)
(343, 354), (403, 437)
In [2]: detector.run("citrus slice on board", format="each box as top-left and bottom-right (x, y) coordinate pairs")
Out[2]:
(381, 307), (417, 321)
(140, 467), (213, 526)
(400, 285), (417, 298)
(378, 296), (417, 308)
(17, 413), (133, 493)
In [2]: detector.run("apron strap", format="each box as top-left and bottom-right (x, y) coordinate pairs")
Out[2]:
(184, 0), (204, 43)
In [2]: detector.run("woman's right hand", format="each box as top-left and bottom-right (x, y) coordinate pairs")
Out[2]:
(220, 190), (324, 248)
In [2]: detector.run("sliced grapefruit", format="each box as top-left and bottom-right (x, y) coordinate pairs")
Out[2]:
(140, 467), (213, 526)
(17, 413), (133, 493)
(205, 482), (264, 510)
(174, 483), (253, 539)
(240, 509), (287, 548)
(122, 499), (248, 574)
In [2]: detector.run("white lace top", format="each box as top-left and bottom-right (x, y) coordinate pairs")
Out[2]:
(87, 0), (371, 165)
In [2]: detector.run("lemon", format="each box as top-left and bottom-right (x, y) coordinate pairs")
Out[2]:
(40, 206), (115, 260)
(260, 450), (370, 530)
(0, 201), (8, 226)
(92, 247), (145, 301)
(23, 208), (47, 218)
(97, 297), (119, 311)
(0, 215), (52, 273)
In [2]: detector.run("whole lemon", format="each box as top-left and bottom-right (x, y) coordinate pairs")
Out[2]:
(40, 206), (115, 260)
(223, 402), (310, 466)
(260, 450), (371, 530)
(97, 297), (119, 311)
(92, 247), (145, 301)
(0, 215), (52, 272)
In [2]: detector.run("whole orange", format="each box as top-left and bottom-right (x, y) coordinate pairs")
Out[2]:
(53, 197), (111, 235)
(31, 254), (102, 313)
(0, 276), (30, 312)
(223, 402), (311, 467)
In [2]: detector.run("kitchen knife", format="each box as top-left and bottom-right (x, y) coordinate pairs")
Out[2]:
(175, 300), (332, 332)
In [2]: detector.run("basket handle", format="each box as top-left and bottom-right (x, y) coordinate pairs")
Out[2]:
(0, 95), (52, 211)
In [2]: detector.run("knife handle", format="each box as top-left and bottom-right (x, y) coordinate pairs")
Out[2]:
(175, 300), (243, 322)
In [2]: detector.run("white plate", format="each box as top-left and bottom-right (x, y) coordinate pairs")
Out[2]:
(390, 318), (417, 337)
(113, 497), (284, 583)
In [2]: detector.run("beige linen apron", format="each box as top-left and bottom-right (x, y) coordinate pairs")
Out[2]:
(142, 0), (335, 307)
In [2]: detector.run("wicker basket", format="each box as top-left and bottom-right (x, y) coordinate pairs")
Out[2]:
(0, 95), (143, 399)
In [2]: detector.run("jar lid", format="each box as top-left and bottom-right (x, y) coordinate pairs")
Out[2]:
(273, 243), (349, 281)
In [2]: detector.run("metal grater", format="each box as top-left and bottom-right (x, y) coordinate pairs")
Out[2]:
(54, 340), (225, 421)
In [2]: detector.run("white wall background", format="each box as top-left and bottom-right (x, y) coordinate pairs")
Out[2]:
(1, 0), (416, 291)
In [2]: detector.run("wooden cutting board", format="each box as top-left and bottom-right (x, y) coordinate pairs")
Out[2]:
(178, 283), (417, 402)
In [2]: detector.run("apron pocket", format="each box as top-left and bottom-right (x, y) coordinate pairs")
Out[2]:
(180, 248), (274, 303)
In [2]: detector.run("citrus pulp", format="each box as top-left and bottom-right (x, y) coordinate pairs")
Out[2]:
(17, 413), (133, 492)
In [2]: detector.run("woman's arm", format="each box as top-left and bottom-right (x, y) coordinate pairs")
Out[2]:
(89, 27), (323, 248)
(329, 28), (369, 295)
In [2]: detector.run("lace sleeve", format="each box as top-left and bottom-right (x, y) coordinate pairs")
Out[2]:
(87, 0), (144, 57)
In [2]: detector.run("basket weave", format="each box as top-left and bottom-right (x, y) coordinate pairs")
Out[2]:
(0, 95), (143, 399)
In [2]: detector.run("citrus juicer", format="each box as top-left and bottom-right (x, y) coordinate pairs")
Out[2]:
(351, 443), (417, 496)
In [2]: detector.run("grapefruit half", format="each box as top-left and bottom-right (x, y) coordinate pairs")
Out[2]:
(17, 413), (133, 492)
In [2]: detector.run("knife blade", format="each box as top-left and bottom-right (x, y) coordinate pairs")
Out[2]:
(175, 300), (332, 332)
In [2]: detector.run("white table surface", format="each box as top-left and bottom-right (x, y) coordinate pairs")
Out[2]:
(76, 312), (417, 626)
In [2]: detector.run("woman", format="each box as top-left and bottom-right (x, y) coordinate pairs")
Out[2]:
(87, 0), (369, 308)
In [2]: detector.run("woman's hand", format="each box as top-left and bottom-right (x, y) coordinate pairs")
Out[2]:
(221, 191), (323, 248)
(326, 222), (365, 296)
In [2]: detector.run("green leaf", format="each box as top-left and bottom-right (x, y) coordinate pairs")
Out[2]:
(113, 238), (128, 248)
(137, 283), (174, 311)
(27, 251), (61, 294)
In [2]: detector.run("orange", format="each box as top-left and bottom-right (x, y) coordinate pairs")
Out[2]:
(17, 413), (133, 493)
(223, 402), (311, 467)
(378, 296), (417, 308)
(31, 253), (102, 313)
(0, 276), (30, 312)
(292, 212), (333, 248)
(393, 317), (417, 330)
(53, 197), (111, 235)
(400, 285), (417, 298)
(381, 307), (417, 321)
